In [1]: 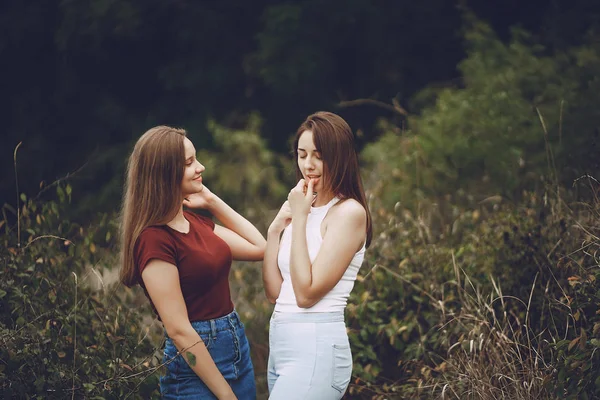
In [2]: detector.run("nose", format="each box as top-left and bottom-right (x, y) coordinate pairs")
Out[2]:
(303, 156), (315, 170)
(196, 161), (205, 173)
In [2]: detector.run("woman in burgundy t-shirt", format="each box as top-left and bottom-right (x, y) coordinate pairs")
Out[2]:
(135, 212), (234, 321)
(120, 126), (266, 399)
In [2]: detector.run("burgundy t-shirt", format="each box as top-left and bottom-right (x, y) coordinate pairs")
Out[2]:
(134, 211), (234, 321)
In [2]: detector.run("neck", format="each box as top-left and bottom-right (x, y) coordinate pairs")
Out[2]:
(168, 206), (186, 226)
(312, 191), (335, 207)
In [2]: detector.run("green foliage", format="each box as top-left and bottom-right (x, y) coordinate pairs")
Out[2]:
(364, 22), (600, 211)
(0, 185), (162, 399)
(347, 193), (545, 397)
(548, 200), (600, 399)
(197, 115), (294, 219)
(351, 23), (600, 398)
(185, 352), (196, 368)
(348, 148), (600, 399)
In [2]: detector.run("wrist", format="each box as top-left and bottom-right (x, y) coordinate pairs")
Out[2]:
(216, 389), (235, 400)
(204, 193), (221, 211)
(213, 383), (235, 399)
(267, 224), (283, 237)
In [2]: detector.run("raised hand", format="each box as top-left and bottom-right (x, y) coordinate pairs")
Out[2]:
(287, 178), (315, 218)
(183, 186), (215, 210)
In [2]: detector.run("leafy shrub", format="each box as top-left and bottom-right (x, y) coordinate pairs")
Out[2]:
(345, 176), (600, 399)
(547, 184), (600, 400)
(347, 22), (600, 398)
(197, 114), (294, 218)
(0, 187), (162, 399)
(363, 21), (600, 212)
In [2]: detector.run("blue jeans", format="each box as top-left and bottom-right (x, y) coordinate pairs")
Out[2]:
(160, 310), (256, 399)
(267, 311), (352, 399)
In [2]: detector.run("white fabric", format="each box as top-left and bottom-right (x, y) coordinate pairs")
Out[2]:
(274, 197), (366, 313)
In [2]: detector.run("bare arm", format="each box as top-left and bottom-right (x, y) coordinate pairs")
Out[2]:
(142, 260), (236, 399)
(184, 188), (266, 261)
(262, 201), (291, 303)
(288, 180), (366, 308)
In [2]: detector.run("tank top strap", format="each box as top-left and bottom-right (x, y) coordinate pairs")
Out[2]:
(325, 196), (341, 209)
(309, 196), (341, 217)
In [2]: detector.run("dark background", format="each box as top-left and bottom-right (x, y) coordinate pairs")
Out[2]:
(2, 0), (598, 215)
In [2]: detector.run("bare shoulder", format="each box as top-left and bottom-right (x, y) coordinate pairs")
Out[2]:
(329, 198), (366, 225)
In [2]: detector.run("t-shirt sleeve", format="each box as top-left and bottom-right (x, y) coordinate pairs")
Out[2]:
(134, 228), (177, 276)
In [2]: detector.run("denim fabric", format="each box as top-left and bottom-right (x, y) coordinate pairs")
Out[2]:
(267, 312), (352, 400)
(160, 310), (256, 399)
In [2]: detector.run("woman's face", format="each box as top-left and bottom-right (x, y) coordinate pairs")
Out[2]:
(181, 137), (205, 196)
(297, 130), (325, 193)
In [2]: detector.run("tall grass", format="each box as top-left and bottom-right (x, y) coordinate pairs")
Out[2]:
(345, 174), (599, 399)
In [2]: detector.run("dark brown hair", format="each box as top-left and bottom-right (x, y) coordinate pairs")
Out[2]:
(294, 111), (373, 247)
(120, 126), (187, 287)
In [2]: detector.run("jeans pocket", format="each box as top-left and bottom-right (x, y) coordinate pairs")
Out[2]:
(331, 344), (352, 393)
(201, 332), (214, 351)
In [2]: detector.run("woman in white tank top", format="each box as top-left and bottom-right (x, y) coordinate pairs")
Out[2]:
(262, 111), (373, 399)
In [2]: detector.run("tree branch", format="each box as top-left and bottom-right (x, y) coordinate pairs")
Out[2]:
(338, 98), (408, 116)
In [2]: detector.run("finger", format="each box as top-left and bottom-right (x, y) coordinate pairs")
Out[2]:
(294, 179), (305, 191)
(305, 178), (314, 198)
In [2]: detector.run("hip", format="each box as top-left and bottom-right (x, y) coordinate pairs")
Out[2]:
(161, 310), (254, 397)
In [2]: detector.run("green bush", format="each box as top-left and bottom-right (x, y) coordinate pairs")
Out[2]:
(0, 187), (162, 399)
(363, 21), (600, 211)
(548, 190), (600, 400)
(345, 177), (600, 399)
(197, 114), (294, 216)
(347, 24), (600, 397)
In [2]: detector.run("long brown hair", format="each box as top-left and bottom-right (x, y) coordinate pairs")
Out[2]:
(120, 126), (187, 287)
(294, 111), (373, 247)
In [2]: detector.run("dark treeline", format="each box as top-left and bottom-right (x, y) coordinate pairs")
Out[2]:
(1, 0), (599, 215)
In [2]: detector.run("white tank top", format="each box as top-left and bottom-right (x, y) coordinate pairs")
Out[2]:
(274, 197), (366, 313)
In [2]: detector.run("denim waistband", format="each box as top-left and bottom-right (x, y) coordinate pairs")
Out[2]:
(166, 310), (242, 339)
(270, 311), (344, 324)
